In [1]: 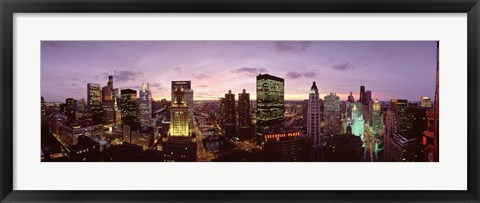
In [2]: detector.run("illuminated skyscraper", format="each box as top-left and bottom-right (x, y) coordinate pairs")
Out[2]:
(224, 90), (236, 139)
(323, 93), (341, 136)
(87, 83), (103, 124)
(171, 81), (193, 127)
(102, 85), (115, 126)
(307, 82), (321, 149)
(420, 96), (432, 108)
(163, 83), (197, 162)
(121, 89), (138, 128)
(256, 74), (285, 141)
(351, 103), (364, 139)
(139, 83), (152, 128)
(238, 89), (252, 140)
(390, 99), (408, 133)
(113, 88), (121, 125)
(372, 99), (383, 135)
(169, 86), (189, 137)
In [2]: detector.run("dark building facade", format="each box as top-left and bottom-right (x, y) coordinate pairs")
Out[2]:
(237, 89), (252, 140)
(65, 98), (77, 122)
(224, 90), (236, 139)
(324, 127), (363, 162)
(263, 131), (310, 162)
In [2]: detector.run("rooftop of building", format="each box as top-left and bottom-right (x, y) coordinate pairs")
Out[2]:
(257, 74), (284, 82)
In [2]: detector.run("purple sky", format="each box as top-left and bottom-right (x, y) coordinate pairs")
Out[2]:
(41, 41), (437, 102)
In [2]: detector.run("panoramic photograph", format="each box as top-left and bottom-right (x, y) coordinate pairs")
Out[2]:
(40, 41), (439, 162)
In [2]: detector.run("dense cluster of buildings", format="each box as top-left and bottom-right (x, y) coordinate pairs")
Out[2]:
(41, 70), (439, 162)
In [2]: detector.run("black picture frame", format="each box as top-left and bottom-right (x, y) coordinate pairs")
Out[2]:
(1, 0), (479, 202)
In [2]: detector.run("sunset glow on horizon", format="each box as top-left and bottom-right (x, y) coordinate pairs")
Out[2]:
(41, 41), (437, 102)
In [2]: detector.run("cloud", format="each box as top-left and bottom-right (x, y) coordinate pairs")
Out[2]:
(96, 70), (144, 82)
(231, 67), (268, 77)
(42, 41), (65, 49)
(150, 82), (163, 90)
(285, 71), (303, 79)
(174, 67), (182, 73)
(303, 71), (317, 78)
(195, 74), (210, 80)
(332, 62), (355, 71)
(274, 42), (311, 53)
(118, 85), (140, 90)
(196, 85), (208, 88)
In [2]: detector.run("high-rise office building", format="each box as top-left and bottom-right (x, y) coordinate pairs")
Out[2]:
(348, 91), (354, 103)
(324, 93), (341, 136)
(169, 86), (189, 137)
(385, 133), (418, 162)
(163, 83), (197, 162)
(256, 74), (285, 141)
(65, 98), (77, 122)
(87, 83), (103, 124)
(102, 85), (115, 126)
(237, 89), (252, 140)
(351, 103), (364, 139)
(365, 91), (372, 104)
(112, 88), (121, 125)
(390, 99), (408, 133)
(359, 83), (365, 104)
(107, 75), (113, 90)
(171, 81), (193, 127)
(307, 82), (321, 149)
(139, 83), (152, 128)
(218, 97), (226, 133)
(121, 89), (138, 129)
(420, 96), (432, 108)
(76, 98), (86, 120)
(224, 90), (236, 139)
(372, 99), (383, 135)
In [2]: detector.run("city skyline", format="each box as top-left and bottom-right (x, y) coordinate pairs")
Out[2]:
(41, 41), (437, 102)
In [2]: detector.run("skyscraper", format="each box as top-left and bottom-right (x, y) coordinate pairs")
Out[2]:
(169, 86), (189, 137)
(307, 82), (321, 149)
(113, 88), (121, 125)
(107, 75), (113, 89)
(348, 91), (354, 103)
(65, 98), (77, 122)
(351, 103), (364, 139)
(163, 83), (197, 162)
(420, 96), (432, 108)
(390, 99), (408, 133)
(139, 83), (152, 128)
(238, 89), (251, 140)
(323, 93), (341, 137)
(372, 99), (383, 135)
(359, 83), (365, 104)
(121, 89), (138, 129)
(87, 83), (103, 124)
(224, 90), (236, 139)
(102, 85), (115, 126)
(171, 81), (193, 127)
(256, 74), (285, 142)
